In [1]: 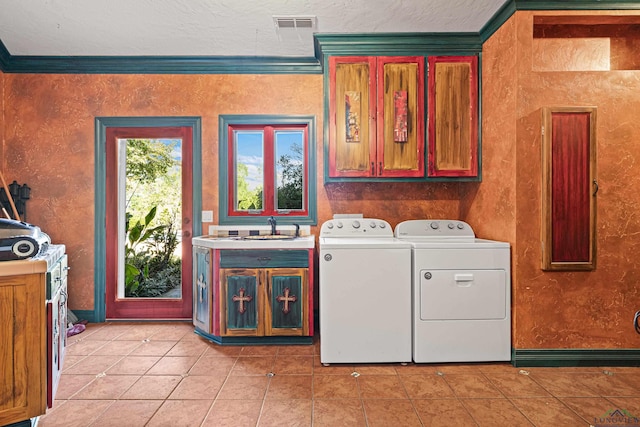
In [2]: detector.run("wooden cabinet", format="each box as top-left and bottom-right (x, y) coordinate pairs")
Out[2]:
(427, 55), (479, 178)
(191, 242), (314, 345)
(328, 56), (425, 179)
(0, 246), (67, 426)
(221, 267), (307, 337)
(541, 107), (597, 271)
(0, 273), (46, 426)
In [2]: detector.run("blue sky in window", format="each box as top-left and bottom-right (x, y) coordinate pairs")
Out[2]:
(236, 131), (303, 191)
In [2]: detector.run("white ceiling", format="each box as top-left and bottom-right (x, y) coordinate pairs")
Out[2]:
(0, 0), (507, 57)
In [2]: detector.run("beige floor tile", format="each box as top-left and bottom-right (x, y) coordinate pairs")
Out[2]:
(357, 375), (409, 399)
(511, 397), (591, 426)
(202, 399), (263, 426)
(38, 399), (114, 427)
(217, 375), (269, 400)
(313, 375), (359, 399)
(258, 399), (312, 426)
(272, 355), (313, 375)
(400, 373), (456, 399)
(362, 399), (422, 427)
(313, 399), (366, 426)
(169, 375), (225, 399)
(266, 374), (313, 399)
(71, 375), (139, 400)
(145, 356), (199, 375)
(90, 399), (163, 427)
(120, 375), (182, 400)
(413, 398), (477, 427)
(443, 373), (504, 398)
(106, 355), (161, 375)
(146, 399), (212, 427)
(461, 398), (535, 426)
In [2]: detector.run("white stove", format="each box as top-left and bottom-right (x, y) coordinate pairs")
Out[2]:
(395, 219), (511, 363)
(319, 216), (412, 364)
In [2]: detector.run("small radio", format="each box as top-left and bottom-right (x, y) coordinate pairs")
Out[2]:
(0, 218), (51, 261)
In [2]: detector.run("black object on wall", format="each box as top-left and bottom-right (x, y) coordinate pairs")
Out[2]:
(0, 181), (30, 221)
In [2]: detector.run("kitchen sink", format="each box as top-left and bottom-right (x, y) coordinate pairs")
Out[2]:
(242, 235), (295, 241)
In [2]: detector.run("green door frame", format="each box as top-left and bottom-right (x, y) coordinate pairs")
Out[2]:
(91, 116), (202, 322)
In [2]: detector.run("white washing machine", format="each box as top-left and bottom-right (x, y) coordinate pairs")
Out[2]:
(394, 219), (511, 363)
(319, 216), (412, 364)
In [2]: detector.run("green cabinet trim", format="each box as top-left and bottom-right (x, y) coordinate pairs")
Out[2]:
(220, 250), (309, 268)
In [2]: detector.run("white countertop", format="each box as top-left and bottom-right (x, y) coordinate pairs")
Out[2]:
(193, 235), (315, 250)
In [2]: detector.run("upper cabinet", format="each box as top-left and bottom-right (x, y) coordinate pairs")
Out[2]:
(327, 56), (425, 179)
(427, 55), (479, 178)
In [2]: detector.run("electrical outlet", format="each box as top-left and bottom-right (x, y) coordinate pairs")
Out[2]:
(202, 210), (213, 222)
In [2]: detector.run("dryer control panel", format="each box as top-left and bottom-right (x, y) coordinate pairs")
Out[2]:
(320, 218), (393, 238)
(395, 219), (475, 239)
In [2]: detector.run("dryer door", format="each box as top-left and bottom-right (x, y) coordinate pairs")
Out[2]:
(420, 269), (506, 320)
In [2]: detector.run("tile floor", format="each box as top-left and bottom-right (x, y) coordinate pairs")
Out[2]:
(37, 322), (640, 427)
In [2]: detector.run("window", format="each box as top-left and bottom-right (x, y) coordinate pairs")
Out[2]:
(219, 115), (317, 225)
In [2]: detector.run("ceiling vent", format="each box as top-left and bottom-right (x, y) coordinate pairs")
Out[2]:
(273, 16), (317, 42)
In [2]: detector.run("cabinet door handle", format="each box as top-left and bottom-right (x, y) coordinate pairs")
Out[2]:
(593, 179), (599, 196)
(379, 162), (382, 176)
(371, 162), (375, 175)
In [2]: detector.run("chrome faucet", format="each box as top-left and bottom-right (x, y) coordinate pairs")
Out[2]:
(267, 216), (277, 235)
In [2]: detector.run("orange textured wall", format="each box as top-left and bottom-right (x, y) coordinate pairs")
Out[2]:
(475, 11), (640, 349)
(2, 73), (462, 311)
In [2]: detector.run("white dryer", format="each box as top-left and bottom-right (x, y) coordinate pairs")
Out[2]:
(394, 219), (511, 363)
(319, 217), (412, 364)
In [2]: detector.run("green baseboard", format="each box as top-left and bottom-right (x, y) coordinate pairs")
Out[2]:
(70, 309), (98, 323)
(512, 348), (640, 367)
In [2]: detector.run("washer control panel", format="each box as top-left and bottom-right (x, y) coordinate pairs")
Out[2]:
(394, 219), (475, 239)
(320, 218), (393, 237)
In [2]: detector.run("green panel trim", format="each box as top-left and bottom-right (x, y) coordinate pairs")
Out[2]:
(515, 0), (640, 10)
(69, 309), (99, 324)
(220, 250), (309, 268)
(94, 116), (202, 322)
(0, 51), (322, 74)
(194, 328), (313, 345)
(218, 115), (318, 226)
(226, 275), (258, 329)
(512, 348), (640, 367)
(314, 33), (483, 59)
(0, 40), (10, 71)
(480, 0), (518, 42)
(271, 276), (303, 329)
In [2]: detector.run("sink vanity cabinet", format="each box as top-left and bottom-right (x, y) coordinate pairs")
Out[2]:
(192, 235), (314, 345)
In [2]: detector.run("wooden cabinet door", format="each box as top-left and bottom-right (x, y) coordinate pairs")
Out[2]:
(193, 247), (212, 333)
(0, 273), (46, 425)
(329, 56), (377, 177)
(427, 56), (478, 177)
(377, 56), (425, 177)
(220, 269), (262, 336)
(542, 107), (597, 271)
(265, 268), (308, 336)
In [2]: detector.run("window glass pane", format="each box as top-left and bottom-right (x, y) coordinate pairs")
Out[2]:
(275, 131), (304, 211)
(235, 131), (264, 211)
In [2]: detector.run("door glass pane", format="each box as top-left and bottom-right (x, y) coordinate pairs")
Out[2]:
(275, 131), (304, 211)
(122, 138), (183, 299)
(235, 131), (264, 211)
